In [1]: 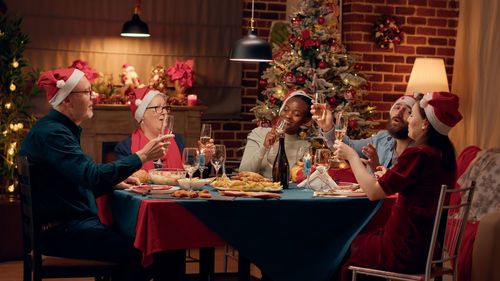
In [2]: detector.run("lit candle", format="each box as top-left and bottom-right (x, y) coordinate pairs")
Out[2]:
(187, 94), (197, 106)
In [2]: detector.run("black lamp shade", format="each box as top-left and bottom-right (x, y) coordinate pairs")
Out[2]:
(121, 14), (150, 37)
(230, 28), (272, 62)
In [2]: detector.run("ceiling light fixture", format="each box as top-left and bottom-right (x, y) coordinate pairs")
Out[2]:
(230, 0), (272, 62)
(121, 0), (150, 38)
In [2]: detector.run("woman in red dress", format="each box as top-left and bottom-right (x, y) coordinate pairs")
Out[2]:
(334, 92), (463, 280)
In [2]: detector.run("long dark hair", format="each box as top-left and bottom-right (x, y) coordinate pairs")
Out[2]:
(414, 95), (457, 174)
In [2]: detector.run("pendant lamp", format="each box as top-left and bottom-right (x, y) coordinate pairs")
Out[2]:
(121, 0), (150, 38)
(230, 0), (272, 62)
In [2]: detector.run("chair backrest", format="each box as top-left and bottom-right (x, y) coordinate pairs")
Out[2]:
(425, 182), (476, 279)
(17, 155), (46, 278)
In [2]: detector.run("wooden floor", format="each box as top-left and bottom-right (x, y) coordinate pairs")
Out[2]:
(0, 247), (262, 281)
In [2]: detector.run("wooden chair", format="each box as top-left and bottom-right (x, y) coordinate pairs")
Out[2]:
(349, 182), (476, 281)
(17, 156), (120, 281)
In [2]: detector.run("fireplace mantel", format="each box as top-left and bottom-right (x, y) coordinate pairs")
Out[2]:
(80, 104), (206, 163)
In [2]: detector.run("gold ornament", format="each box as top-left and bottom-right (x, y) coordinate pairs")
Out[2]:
(9, 83), (16, 91)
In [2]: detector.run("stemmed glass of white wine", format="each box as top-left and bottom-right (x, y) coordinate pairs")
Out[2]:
(154, 114), (174, 167)
(312, 92), (325, 121)
(333, 112), (347, 162)
(198, 124), (212, 178)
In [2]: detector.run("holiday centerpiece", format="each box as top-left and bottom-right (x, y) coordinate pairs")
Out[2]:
(253, 0), (377, 143)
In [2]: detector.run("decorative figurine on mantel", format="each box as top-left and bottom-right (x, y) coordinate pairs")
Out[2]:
(120, 63), (146, 97)
(166, 59), (195, 99)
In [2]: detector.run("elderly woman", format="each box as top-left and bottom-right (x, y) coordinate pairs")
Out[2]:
(333, 92), (463, 280)
(239, 90), (312, 178)
(115, 88), (212, 175)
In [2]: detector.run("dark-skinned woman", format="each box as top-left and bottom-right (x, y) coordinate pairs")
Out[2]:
(239, 90), (312, 178)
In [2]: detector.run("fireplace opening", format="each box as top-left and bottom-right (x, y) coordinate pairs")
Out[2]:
(102, 142), (118, 163)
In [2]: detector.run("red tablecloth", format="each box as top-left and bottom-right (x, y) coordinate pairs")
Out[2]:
(97, 197), (225, 266)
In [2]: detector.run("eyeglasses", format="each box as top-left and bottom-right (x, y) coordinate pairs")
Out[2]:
(72, 88), (93, 97)
(146, 106), (171, 114)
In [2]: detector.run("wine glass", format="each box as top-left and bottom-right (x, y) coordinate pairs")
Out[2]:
(182, 148), (200, 191)
(274, 118), (288, 136)
(198, 124), (212, 179)
(333, 112), (347, 162)
(312, 92), (325, 121)
(200, 124), (212, 145)
(154, 114), (175, 167)
(314, 148), (333, 191)
(211, 144), (226, 179)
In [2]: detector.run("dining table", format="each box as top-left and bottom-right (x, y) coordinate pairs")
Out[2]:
(98, 184), (384, 281)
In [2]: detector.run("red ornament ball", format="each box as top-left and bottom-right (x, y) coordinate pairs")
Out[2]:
(354, 64), (362, 71)
(345, 88), (358, 101)
(317, 17), (325, 24)
(296, 76), (306, 85)
(328, 97), (337, 105)
(269, 97), (277, 103)
(318, 61), (328, 69)
(349, 120), (358, 128)
(259, 79), (268, 88)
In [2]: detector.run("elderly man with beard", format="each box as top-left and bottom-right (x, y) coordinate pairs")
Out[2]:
(312, 95), (415, 172)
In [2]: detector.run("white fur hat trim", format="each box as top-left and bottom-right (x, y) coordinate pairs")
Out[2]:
(49, 69), (85, 107)
(134, 90), (162, 122)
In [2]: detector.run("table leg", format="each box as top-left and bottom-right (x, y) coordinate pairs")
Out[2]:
(238, 255), (250, 281)
(199, 247), (215, 281)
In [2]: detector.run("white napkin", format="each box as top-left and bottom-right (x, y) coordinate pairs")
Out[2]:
(297, 166), (338, 191)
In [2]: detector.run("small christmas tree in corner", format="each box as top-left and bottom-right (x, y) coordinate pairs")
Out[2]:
(253, 0), (377, 146)
(0, 10), (40, 195)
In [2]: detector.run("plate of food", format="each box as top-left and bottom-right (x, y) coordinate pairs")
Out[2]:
(314, 187), (366, 197)
(127, 185), (179, 194)
(335, 182), (360, 189)
(211, 174), (282, 192)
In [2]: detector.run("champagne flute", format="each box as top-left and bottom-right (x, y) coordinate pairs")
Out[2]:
(333, 112), (347, 162)
(312, 92), (325, 121)
(211, 144), (226, 179)
(198, 124), (211, 179)
(154, 114), (175, 167)
(200, 124), (212, 145)
(182, 148), (200, 192)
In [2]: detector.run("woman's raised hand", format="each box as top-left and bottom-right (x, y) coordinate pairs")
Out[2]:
(264, 127), (278, 149)
(136, 134), (174, 163)
(333, 139), (358, 162)
(310, 103), (334, 132)
(374, 166), (387, 179)
(361, 143), (381, 172)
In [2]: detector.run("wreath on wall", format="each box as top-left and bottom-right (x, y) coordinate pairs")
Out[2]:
(374, 15), (403, 49)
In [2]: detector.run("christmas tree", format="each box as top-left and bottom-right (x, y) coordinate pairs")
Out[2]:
(0, 12), (40, 194)
(253, 0), (377, 144)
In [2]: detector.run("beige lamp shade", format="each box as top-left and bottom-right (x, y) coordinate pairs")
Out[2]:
(405, 58), (449, 95)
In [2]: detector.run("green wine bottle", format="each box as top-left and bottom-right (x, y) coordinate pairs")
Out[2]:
(272, 137), (289, 189)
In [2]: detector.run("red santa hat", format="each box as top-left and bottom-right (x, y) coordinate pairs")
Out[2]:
(37, 68), (85, 107)
(390, 95), (416, 113)
(279, 89), (312, 113)
(416, 91), (463, 135)
(128, 87), (163, 122)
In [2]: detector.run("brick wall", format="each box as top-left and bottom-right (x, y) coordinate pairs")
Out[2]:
(343, 0), (459, 128)
(209, 0), (459, 161)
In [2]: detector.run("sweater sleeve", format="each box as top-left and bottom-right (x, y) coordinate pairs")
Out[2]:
(239, 128), (270, 173)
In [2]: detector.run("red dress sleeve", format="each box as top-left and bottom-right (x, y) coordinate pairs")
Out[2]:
(378, 147), (425, 195)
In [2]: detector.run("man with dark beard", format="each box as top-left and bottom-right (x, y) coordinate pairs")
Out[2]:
(312, 95), (415, 172)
